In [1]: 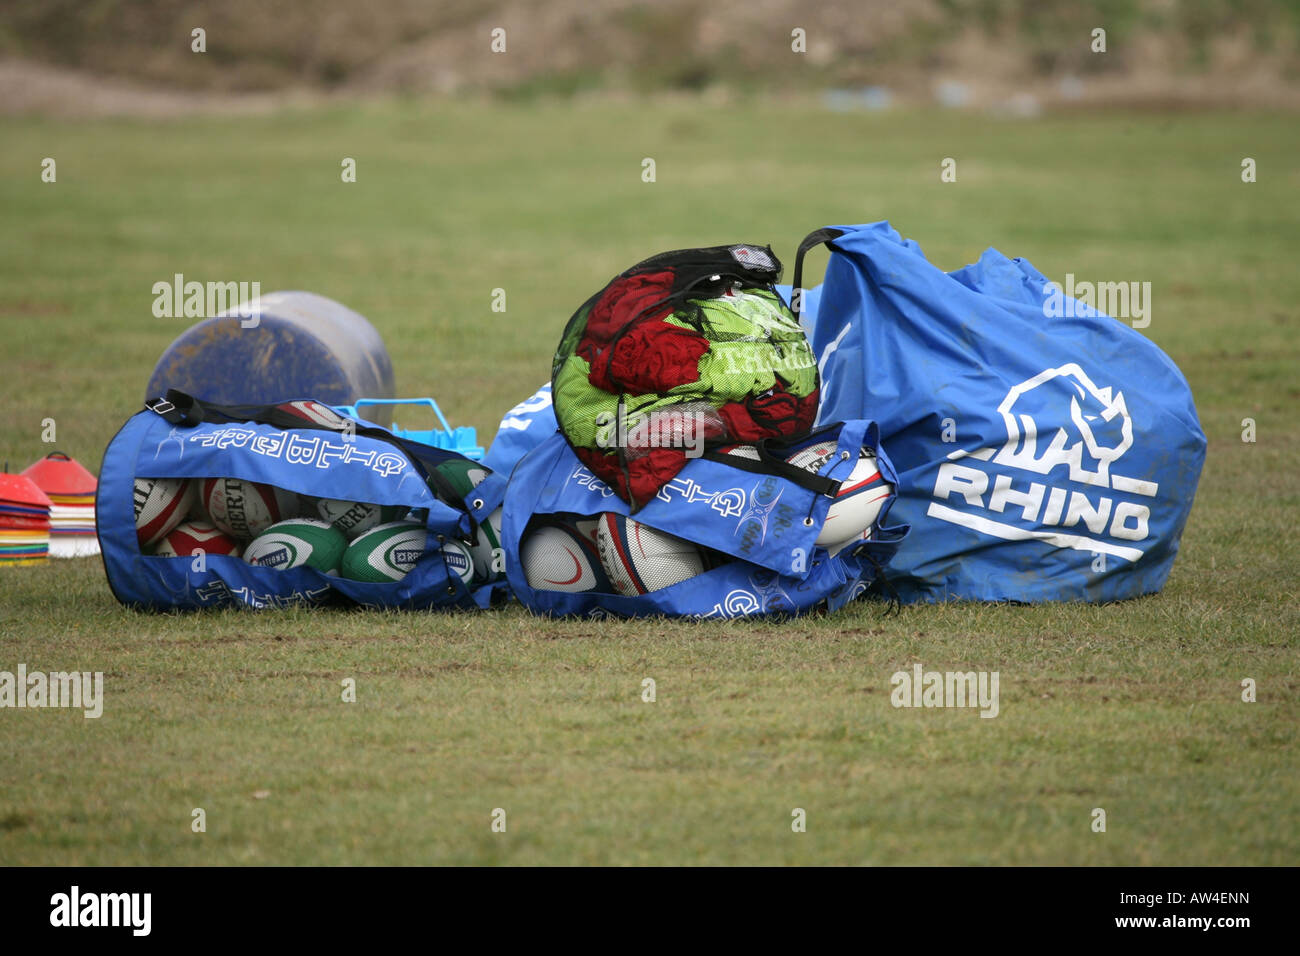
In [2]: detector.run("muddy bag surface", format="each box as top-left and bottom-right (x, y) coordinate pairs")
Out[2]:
(791, 222), (1205, 603)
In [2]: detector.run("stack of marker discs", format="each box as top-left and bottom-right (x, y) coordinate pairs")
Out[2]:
(0, 472), (52, 566)
(22, 452), (100, 558)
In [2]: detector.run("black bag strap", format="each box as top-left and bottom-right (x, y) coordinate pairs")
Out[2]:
(699, 424), (849, 499)
(144, 391), (205, 427)
(143, 389), (474, 523)
(622, 243), (782, 288)
(790, 227), (846, 320)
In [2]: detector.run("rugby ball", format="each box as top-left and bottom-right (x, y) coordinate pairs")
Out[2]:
(243, 518), (346, 574)
(134, 476), (195, 547)
(466, 507), (506, 586)
(314, 497), (407, 540)
(152, 520), (241, 559)
(433, 459), (490, 503)
(520, 516), (611, 593)
(595, 513), (707, 596)
(340, 520), (428, 583)
(786, 441), (893, 547)
(439, 539), (475, 587)
(200, 478), (299, 540)
(718, 444), (761, 461)
(572, 517), (602, 550)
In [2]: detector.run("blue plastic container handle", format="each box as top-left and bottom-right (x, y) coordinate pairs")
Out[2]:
(331, 398), (484, 460)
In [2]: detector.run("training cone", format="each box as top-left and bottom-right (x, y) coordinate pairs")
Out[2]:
(22, 452), (99, 558)
(0, 471), (53, 566)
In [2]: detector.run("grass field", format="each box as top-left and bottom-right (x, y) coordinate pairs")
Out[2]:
(1, 100), (1297, 865)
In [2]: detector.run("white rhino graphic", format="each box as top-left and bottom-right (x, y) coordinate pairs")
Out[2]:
(993, 364), (1133, 488)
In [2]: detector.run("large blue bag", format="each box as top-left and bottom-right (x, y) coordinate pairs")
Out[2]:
(98, 391), (506, 611)
(787, 222), (1205, 603)
(502, 419), (907, 618)
(482, 382), (556, 477)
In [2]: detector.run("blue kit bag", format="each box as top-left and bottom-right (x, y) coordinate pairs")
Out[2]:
(98, 391), (507, 611)
(502, 419), (908, 619)
(482, 382), (556, 477)
(787, 222), (1206, 603)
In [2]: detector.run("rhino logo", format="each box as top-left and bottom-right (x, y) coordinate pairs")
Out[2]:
(993, 364), (1133, 488)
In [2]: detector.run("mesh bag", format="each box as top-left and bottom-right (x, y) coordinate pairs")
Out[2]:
(552, 244), (819, 510)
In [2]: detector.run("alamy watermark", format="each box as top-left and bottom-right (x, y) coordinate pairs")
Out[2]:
(890, 663), (999, 718)
(152, 273), (262, 327)
(0, 665), (103, 718)
(1043, 274), (1151, 328)
(50, 886), (150, 935)
(594, 408), (707, 458)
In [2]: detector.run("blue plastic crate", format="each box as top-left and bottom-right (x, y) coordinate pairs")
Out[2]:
(331, 398), (484, 460)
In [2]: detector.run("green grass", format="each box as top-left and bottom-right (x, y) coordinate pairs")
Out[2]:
(1, 100), (1297, 865)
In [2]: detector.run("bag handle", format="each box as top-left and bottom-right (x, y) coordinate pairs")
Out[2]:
(790, 227), (846, 320)
(699, 425), (849, 499)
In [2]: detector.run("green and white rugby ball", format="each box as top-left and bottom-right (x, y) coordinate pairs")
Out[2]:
(432, 459), (490, 503)
(340, 520), (478, 585)
(439, 539), (475, 587)
(341, 521), (429, 582)
(243, 518), (347, 574)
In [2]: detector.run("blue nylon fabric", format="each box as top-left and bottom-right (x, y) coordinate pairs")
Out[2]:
(502, 424), (907, 619)
(482, 382), (557, 478)
(98, 407), (504, 610)
(795, 221), (1206, 603)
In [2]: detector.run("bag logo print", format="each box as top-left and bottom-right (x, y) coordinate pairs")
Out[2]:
(734, 482), (783, 546)
(698, 569), (795, 619)
(153, 428), (187, 460)
(994, 364), (1135, 488)
(930, 364), (1158, 563)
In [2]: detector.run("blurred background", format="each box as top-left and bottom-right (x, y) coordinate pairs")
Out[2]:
(1, 1), (1296, 467)
(2, 0), (1297, 114)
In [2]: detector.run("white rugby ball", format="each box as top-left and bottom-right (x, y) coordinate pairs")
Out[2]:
(595, 513), (706, 596)
(786, 441), (893, 548)
(134, 476), (195, 547)
(200, 477), (298, 539)
(718, 444), (761, 461)
(520, 517), (611, 593)
(314, 497), (407, 539)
